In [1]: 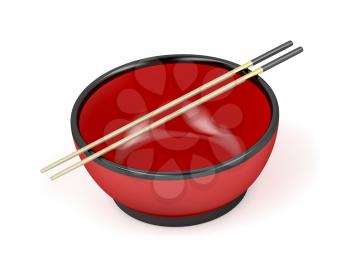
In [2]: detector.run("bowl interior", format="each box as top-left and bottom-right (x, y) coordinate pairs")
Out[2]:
(78, 61), (271, 173)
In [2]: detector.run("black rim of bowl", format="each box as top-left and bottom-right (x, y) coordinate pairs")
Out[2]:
(71, 54), (279, 180)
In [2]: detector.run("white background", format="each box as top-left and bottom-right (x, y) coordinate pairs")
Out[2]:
(1, 0), (349, 261)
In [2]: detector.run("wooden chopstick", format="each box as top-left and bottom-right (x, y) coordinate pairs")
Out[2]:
(49, 47), (303, 180)
(41, 41), (293, 174)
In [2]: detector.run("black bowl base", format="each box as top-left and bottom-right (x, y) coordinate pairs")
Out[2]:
(114, 191), (246, 227)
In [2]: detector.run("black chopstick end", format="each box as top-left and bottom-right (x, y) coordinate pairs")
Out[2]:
(261, 46), (303, 72)
(251, 40), (294, 65)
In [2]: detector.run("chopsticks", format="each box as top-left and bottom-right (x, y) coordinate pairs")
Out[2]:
(41, 41), (292, 174)
(42, 42), (302, 180)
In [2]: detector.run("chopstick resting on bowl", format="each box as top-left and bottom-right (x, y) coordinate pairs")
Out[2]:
(41, 41), (292, 174)
(41, 43), (303, 180)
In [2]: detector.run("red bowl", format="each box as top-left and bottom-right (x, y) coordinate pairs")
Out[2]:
(71, 54), (279, 226)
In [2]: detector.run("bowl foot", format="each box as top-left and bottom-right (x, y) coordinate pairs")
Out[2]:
(114, 191), (246, 227)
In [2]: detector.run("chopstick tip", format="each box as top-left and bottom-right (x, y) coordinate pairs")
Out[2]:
(284, 40), (293, 47)
(50, 175), (58, 181)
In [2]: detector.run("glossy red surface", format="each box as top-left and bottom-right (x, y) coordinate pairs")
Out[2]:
(74, 59), (278, 217)
(80, 131), (277, 216)
(78, 63), (271, 172)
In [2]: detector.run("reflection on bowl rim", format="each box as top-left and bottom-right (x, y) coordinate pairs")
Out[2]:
(71, 54), (279, 180)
